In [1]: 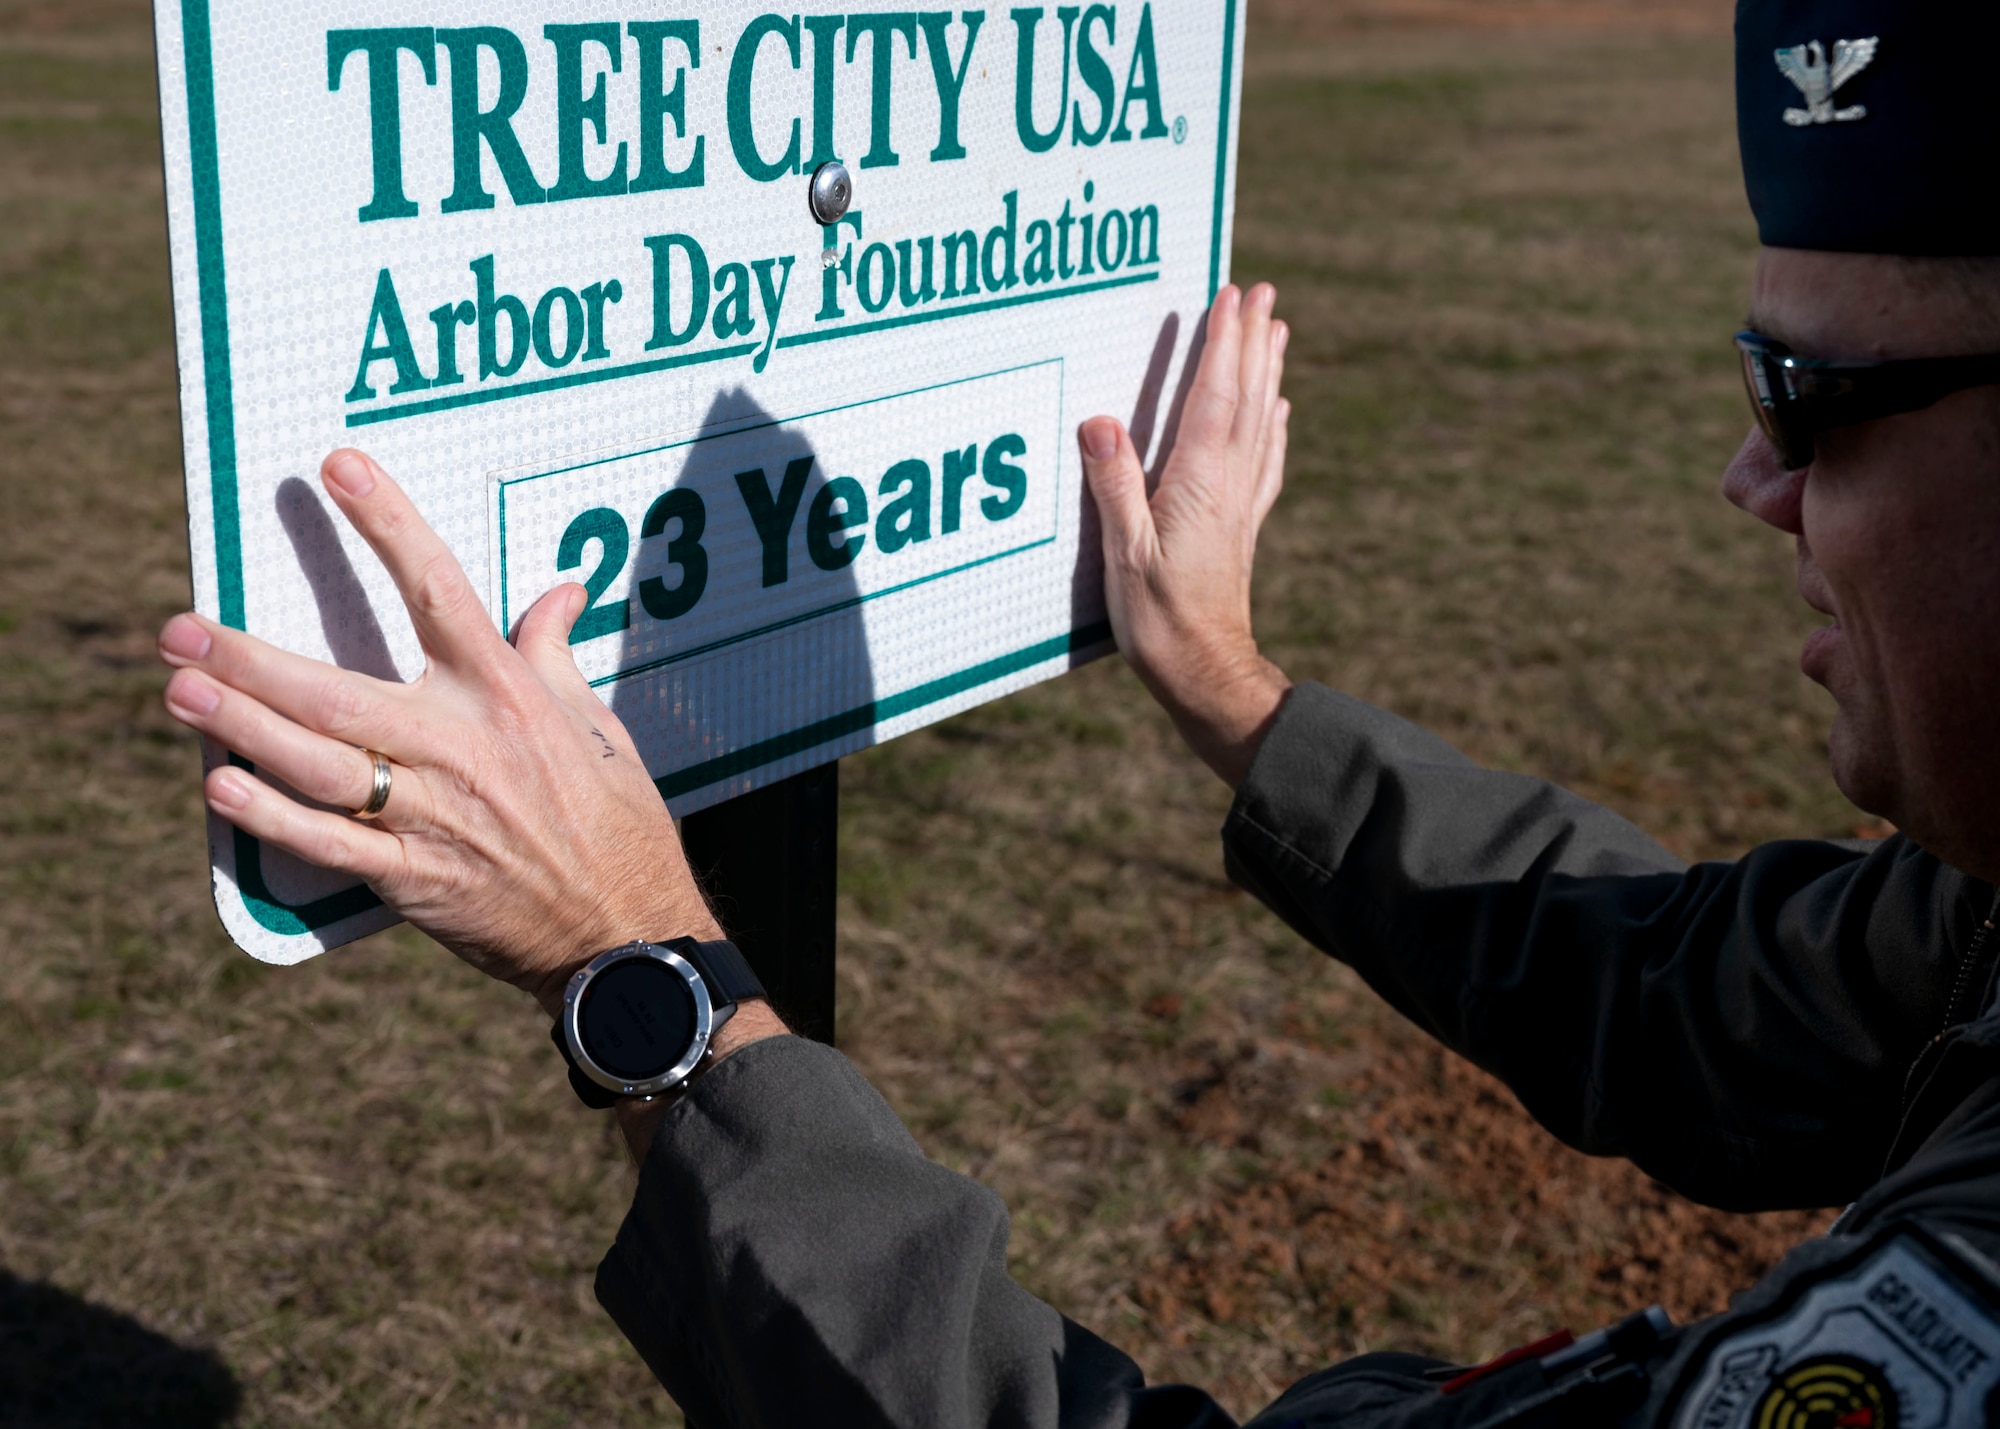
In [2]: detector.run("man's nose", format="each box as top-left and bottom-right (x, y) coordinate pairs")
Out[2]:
(1721, 426), (1806, 534)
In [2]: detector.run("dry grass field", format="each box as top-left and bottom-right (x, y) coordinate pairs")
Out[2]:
(1, 1), (1863, 1424)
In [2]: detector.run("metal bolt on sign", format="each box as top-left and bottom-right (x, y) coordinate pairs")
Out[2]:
(810, 160), (852, 270)
(808, 160), (852, 225)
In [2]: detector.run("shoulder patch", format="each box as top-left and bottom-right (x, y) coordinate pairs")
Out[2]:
(1671, 1227), (2000, 1429)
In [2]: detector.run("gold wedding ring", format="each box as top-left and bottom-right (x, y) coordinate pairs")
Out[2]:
(351, 749), (392, 821)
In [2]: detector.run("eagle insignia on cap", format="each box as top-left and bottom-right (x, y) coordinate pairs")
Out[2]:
(1775, 38), (1879, 125)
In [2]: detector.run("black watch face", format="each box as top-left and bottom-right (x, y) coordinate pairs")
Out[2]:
(577, 958), (699, 1081)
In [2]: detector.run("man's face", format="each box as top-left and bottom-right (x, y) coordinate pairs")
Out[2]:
(1725, 248), (2000, 877)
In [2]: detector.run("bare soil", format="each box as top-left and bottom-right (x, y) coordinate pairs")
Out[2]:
(1137, 1039), (1833, 1369)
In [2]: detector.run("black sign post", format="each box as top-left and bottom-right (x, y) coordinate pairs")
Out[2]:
(679, 762), (838, 1044)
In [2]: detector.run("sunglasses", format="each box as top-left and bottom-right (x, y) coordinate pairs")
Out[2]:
(1735, 330), (2000, 470)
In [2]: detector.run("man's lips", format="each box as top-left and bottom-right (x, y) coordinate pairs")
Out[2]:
(1796, 566), (1841, 681)
(1796, 575), (1836, 621)
(1794, 550), (1841, 679)
(1801, 617), (1842, 678)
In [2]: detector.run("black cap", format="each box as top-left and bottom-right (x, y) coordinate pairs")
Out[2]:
(1738, 2), (2000, 254)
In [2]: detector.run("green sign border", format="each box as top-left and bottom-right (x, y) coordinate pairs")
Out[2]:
(175, 0), (1240, 937)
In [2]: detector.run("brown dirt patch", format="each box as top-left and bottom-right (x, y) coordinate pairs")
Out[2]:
(1137, 1039), (1832, 1370)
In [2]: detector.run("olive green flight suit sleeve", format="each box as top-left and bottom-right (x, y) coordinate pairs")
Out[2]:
(1221, 681), (1989, 1211)
(595, 1035), (1236, 1429)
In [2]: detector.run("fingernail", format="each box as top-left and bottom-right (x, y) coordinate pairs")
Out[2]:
(324, 450), (376, 499)
(1081, 418), (1120, 462)
(160, 614), (212, 662)
(208, 769), (251, 810)
(166, 673), (220, 718)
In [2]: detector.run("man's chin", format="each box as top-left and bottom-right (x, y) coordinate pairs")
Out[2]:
(1824, 701), (2000, 877)
(1826, 716), (1904, 833)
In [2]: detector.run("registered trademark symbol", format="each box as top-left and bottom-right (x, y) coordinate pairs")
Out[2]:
(1172, 116), (1188, 144)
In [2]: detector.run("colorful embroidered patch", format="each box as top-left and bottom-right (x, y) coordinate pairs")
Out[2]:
(1673, 1231), (2000, 1429)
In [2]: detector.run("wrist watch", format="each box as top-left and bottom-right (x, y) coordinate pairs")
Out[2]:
(550, 937), (765, 1108)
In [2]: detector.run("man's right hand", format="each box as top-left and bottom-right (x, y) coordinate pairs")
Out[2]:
(1079, 283), (1293, 788)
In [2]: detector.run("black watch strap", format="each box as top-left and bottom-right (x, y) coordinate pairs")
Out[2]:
(550, 1021), (621, 1110)
(675, 937), (765, 1007)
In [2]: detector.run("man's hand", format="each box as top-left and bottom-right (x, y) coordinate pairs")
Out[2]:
(1080, 283), (1293, 787)
(158, 448), (757, 1030)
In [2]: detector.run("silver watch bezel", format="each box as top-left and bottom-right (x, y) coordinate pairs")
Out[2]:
(561, 941), (718, 1098)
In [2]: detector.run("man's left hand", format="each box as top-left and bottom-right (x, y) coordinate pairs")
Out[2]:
(158, 448), (728, 1022)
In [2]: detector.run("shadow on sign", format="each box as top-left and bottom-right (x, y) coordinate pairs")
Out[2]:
(1069, 308), (1207, 655)
(606, 388), (871, 806)
(275, 475), (403, 683)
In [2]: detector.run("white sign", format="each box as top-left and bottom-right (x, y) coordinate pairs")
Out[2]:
(152, 0), (1245, 961)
